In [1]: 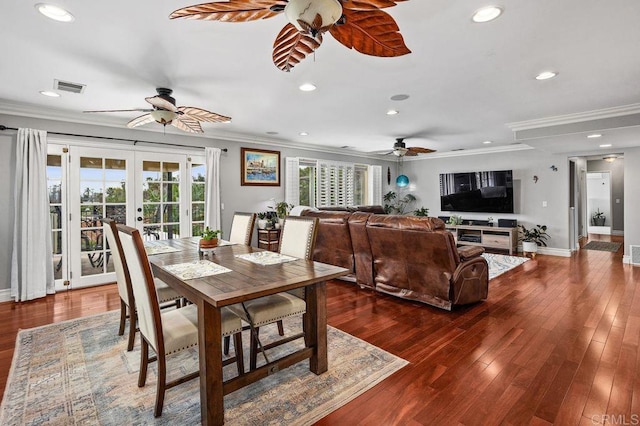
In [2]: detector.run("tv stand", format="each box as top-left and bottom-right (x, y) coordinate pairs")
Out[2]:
(445, 224), (518, 255)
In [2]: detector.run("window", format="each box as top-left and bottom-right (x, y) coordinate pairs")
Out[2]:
(285, 157), (381, 207)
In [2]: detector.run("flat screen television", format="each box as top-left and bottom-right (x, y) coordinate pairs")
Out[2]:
(440, 169), (514, 213)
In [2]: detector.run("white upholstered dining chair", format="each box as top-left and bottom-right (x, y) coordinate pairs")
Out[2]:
(103, 218), (183, 351)
(229, 216), (319, 370)
(116, 224), (245, 417)
(228, 211), (257, 245)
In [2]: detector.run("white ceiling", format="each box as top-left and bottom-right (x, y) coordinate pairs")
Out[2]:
(1, 0), (640, 158)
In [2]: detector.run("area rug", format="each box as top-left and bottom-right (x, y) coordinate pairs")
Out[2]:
(0, 312), (408, 425)
(582, 241), (622, 252)
(482, 253), (529, 279)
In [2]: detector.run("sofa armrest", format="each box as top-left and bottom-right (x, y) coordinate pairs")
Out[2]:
(457, 245), (485, 260)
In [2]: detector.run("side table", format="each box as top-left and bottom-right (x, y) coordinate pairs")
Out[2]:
(257, 228), (280, 252)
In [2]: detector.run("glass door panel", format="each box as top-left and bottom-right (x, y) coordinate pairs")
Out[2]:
(47, 148), (67, 287)
(191, 160), (206, 236)
(137, 154), (188, 241)
(70, 147), (134, 288)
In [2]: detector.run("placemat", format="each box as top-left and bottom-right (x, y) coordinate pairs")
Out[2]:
(143, 242), (181, 255)
(163, 260), (231, 279)
(235, 251), (297, 266)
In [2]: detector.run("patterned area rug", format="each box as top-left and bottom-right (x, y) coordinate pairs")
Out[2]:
(0, 312), (407, 425)
(583, 241), (622, 252)
(482, 253), (530, 279)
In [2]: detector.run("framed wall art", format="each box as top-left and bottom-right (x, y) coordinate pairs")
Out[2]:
(240, 147), (281, 186)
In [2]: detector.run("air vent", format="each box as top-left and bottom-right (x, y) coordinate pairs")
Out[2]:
(54, 79), (86, 94)
(630, 245), (640, 266)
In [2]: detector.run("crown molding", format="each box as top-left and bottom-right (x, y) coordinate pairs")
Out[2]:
(506, 103), (640, 131)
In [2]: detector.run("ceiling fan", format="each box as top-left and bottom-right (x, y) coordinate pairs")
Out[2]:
(169, 0), (411, 72)
(385, 138), (436, 157)
(84, 88), (231, 133)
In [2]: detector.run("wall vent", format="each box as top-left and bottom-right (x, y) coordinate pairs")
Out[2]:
(54, 79), (86, 94)
(630, 245), (640, 266)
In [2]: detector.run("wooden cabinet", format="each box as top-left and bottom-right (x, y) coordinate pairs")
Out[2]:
(257, 229), (280, 252)
(445, 225), (518, 255)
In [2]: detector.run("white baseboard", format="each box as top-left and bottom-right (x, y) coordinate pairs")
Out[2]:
(588, 225), (611, 235)
(0, 288), (12, 303)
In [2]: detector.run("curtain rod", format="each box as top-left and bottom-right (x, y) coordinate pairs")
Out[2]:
(0, 125), (228, 152)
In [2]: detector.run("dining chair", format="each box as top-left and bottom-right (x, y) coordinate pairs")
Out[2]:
(229, 216), (319, 370)
(116, 224), (245, 417)
(103, 218), (183, 351)
(228, 211), (257, 245)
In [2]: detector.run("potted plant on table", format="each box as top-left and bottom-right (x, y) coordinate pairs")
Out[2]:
(518, 224), (549, 258)
(199, 227), (221, 249)
(592, 209), (606, 226)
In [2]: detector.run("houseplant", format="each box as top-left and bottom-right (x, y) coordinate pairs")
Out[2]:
(518, 224), (549, 256)
(592, 209), (605, 226)
(199, 227), (221, 249)
(270, 201), (293, 226)
(414, 206), (430, 217)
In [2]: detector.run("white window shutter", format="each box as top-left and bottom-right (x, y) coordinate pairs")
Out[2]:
(368, 165), (382, 205)
(316, 160), (354, 207)
(285, 157), (300, 206)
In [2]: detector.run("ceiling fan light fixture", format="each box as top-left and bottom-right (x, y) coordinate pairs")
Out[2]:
(393, 147), (408, 157)
(150, 109), (178, 125)
(284, 0), (343, 34)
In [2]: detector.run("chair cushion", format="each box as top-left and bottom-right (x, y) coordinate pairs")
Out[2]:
(161, 305), (242, 355)
(228, 293), (306, 327)
(155, 278), (182, 304)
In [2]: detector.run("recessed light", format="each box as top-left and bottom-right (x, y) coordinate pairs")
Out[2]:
(390, 94), (410, 101)
(299, 83), (316, 92)
(535, 71), (558, 80)
(386, 110), (399, 115)
(39, 91), (60, 97)
(587, 133), (602, 139)
(36, 3), (75, 22)
(472, 6), (503, 23)
(599, 144), (612, 148)
(483, 140), (493, 144)
(299, 132), (309, 136)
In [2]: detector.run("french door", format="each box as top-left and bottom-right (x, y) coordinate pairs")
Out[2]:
(51, 143), (205, 290)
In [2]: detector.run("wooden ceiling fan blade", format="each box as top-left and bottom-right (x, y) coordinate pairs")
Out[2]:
(169, 0), (286, 22)
(343, 0), (408, 11)
(273, 23), (322, 72)
(408, 147), (436, 154)
(178, 106), (231, 123)
(330, 8), (410, 57)
(404, 150), (418, 156)
(172, 116), (204, 133)
(127, 114), (155, 128)
(83, 108), (153, 113)
(145, 96), (179, 112)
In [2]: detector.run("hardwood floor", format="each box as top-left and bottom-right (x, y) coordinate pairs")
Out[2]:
(1, 235), (636, 425)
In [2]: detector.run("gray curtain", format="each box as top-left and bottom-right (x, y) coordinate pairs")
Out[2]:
(11, 128), (55, 301)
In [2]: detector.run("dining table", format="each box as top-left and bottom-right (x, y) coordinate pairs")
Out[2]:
(147, 237), (349, 425)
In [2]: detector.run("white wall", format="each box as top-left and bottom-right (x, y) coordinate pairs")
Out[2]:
(404, 149), (571, 250)
(623, 147), (640, 258)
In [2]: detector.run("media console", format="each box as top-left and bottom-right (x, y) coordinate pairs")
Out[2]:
(445, 224), (518, 255)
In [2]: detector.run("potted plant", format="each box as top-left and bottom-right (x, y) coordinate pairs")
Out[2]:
(199, 227), (221, 249)
(518, 224), (549, 257)
(414, 206), (430, 217)
(256, 212), (268, 229)
(592, 209), (605, 226)
(447, 215), (463, 226)
(271, 201), (293, 226)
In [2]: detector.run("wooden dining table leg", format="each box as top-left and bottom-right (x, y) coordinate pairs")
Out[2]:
(198, 300), (224, 425)
(305, 281), (328, 374)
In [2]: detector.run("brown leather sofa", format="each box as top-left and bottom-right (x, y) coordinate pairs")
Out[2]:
(301, 210), (489, 310)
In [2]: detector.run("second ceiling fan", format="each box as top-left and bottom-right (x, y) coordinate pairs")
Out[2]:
(84, 88), (231, 134)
